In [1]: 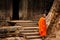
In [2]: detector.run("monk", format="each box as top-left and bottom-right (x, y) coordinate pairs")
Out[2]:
(38, 14), (46, 40)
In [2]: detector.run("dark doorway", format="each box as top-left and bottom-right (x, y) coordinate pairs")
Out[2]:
(12, 0), (20, 20)
(43, 0), (54, 15)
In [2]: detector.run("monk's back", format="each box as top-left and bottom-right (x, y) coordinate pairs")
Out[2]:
(38, 17), (46, 37)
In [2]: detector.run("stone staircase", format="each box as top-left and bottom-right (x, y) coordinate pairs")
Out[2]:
(22, 26), (42, 40)
(9, 20), (42, 40)
(0, 20), (42, 40)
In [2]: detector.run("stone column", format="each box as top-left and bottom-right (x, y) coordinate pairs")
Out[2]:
(22, 0), (28, 20)
(10, 1), (13, 20)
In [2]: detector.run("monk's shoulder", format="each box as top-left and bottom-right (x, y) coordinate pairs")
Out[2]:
(40, 17), (45, 20)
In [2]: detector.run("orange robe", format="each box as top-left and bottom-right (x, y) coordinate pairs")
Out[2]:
(38, 17), (46, 37)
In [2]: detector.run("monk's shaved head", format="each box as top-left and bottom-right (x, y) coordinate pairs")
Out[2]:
(42, 14), (46, 18)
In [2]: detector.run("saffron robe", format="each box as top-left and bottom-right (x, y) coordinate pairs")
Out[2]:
(38, 17), (46, 37)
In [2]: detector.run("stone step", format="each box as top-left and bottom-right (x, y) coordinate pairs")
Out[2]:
(23, 27), (38, 30)
(27, 37), (42, 40)
(27, 35), (41, 38)
(8, 20), (37, 23)
(23, 26), (38, 27)
(17, 23), (37, 24)
(15, 23), (37, 27)
(8, 20), (38, 26)
(22, 32), (39, 35)
(17, 24), (37, 26)
(24, 34), (40, 36)
(23, 28), (38, 30)
(21, 25), (37, 27)
(21, 30), (38, 33)
(0, 37), (27, 40)
(16, 23), (37, 25)
(23, 27), (38, 29)
(29, 38), (42, 40)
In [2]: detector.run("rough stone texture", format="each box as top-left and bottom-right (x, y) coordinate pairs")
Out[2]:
(0, 37), (27, 40)
(0, 21), (10, 26)
(45, 0), (60, 39)
(0, 26), (22, 37)
(45, 14), (60, 40)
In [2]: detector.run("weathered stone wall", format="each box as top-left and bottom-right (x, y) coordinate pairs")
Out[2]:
(45, 0), (60, 40)
(0, 0), (12, 20)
